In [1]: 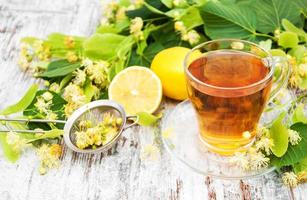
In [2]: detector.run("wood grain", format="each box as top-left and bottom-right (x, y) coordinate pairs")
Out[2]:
(0, 0), (306, 199)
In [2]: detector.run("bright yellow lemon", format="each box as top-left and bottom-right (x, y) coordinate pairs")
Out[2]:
(108, 66), (162, 115)
(151, 47), (201, 100)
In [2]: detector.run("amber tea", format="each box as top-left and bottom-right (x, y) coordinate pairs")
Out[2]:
(186, 50), (272, 154)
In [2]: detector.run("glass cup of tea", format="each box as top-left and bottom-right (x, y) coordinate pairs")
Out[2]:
(184, 39), (290, 155)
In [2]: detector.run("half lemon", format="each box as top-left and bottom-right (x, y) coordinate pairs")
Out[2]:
(108, 66), (162, 115)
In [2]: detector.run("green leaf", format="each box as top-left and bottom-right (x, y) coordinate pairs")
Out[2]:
(180, 6), (203, 30)
(298, 78), (307, 90)
(84, 80), (96, 102)
(271, 123), (307, 167)
(21, 37), (40, 45)
(136, 112), (161, 126)
(288, 45), (306, 62)
(282, 19), (307, 42)
(161, 0), (173, 8)
(250, 0), (303, 34)
(96, 24), (121, 34)
(278, 31), (299, 48)
(199, 1), (258, 40)
(39, 59), (81, 78)
(0, 134), (20, 162)
(0, 84), (39, 115)
(126, 0), (169, 20)
(270, 112), (289, 157)
(293, 158), (307, 173)
(27, 129), (63, 143)
(59, 73), (73, 91)
(83, 33), (127, 60)
(292, 104), (307, 124)
(269, 49), (287, 57)
(259, 39), (272, 51)
(23, 90), (67, 130)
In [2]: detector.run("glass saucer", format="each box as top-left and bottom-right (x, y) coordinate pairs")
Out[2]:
(161, 100), (279, 180)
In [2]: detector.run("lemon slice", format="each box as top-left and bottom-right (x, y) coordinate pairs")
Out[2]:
(108, 66), (162, 115)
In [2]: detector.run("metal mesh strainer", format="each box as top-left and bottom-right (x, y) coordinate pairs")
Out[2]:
(0, 100), (138, 154)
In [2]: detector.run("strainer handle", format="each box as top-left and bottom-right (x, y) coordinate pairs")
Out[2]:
(124, 116), (139, 130)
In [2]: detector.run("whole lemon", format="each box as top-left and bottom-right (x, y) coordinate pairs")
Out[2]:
(151, 47), (200, 100)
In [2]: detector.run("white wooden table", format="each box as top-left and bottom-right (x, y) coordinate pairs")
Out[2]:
(0, 0), (306, 199)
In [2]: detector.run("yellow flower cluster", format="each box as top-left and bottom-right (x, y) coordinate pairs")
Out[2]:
(18, 40), (51, 71)
(288, 53), (307, 88)
(282, 172), (298, 187)
(74, 113), (122, 149)
(63, 83), (87, 116)
(230, 127), (271, 171)
(64, 36), (75, 49)
(34, 92), (58, 120)
(130, 17), (144, 41)
(84, 59), (110, 88)
(174, 21), (200, 45)
(37, 143), (62, 175)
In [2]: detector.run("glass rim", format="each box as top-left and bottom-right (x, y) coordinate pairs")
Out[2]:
(184, 39), (275, 91)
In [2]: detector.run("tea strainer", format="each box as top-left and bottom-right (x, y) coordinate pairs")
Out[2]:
(0, 100), (138, 154)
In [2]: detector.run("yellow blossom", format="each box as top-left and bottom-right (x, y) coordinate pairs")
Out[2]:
(66, 51), (78, 63)
(37, 144), (62, 175)
(182, 30), (200, 45)
(298, 64), (307, 77)
(130, 17), (144, 40)
(282, 172), (298, 187)
(288, 129), (301, 145)
(64, 36), (75, 49)
(42, 91), (53, 102)
(85, 61), (109, 87)
(249, 151), (270, 170)
(34, 96), (52, 114)
(73, 69), (86, 86)
(255, 136), (273, 155)
(46, 111), (58, 121)
(49, 82), (60, 93)
(174, 21), (186, 32)
(229, 152), (250, 171)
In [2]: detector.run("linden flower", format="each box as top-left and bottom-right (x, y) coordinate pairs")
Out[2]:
(46, 111), (58, 121)
(298, 63), (307, 77)
(229, 152), (250, 171)
(37, 144), (62, 175)
(35, 96), (52, 114)
(130, 17), (144, 40)
(66, 51), (78, 63)
(64, 36), (75, 49)
(49, 82), (60, 93)
(174, 21), (186, 32)
(289, 75), (300, 88)
(42, 91), (53, 102)
(282, 172), (298, 187)
(255, 136), (274, 155)
(249, 152), (270, 170)
(85, 61), (109, 87)
(288, 129), (301, 145)
(6, 131), (30, 153)
(182, 30), (200, 45)
(73, 69), (86, 86)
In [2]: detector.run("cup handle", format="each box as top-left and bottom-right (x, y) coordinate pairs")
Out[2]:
(268, 56), (291, 101)
(123, 115), (139, 130)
